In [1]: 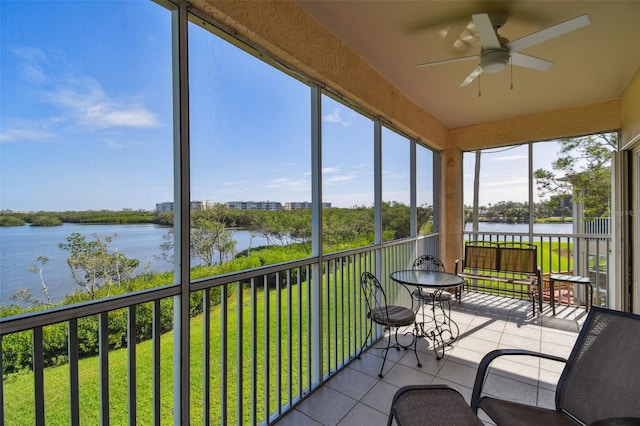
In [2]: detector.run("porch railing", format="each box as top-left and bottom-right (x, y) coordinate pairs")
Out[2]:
(0, 234), (438, 425)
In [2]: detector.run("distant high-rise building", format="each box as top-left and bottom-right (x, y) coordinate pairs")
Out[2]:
(156, 202), (174, 213)
(284, 202), (331, 210)
(227, 201), (283, 211)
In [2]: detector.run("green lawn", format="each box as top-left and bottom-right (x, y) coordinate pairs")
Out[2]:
(2, 273), (357, 425)
(2, 241), (570, 424)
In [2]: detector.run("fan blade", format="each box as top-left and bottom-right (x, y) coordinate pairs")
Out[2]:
(510, 52), (554, 70)
(417, 54), (479, 68)
(472, 13), (501, 50)
(506, 14), (590, 52)
(460, 65), (482, 87)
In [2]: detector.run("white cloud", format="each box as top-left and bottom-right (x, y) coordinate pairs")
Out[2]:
(493, 154), (527, 161)
(322, 107), (350, 127)
(13, 47), (50, 84)
(325, 174), (357, 184)
(322, 166), (339, 174)
(9, 47), (160, 136)
(266, 177), (309, 191)
(45, 77), (159, 129)
(0, 124), (55, 142)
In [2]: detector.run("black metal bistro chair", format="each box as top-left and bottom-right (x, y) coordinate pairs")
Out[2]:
(360, 272), (421, 378)
(412, 254), (461, 302)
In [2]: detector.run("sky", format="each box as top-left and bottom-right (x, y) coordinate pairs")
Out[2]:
(1, 1), (564, 213)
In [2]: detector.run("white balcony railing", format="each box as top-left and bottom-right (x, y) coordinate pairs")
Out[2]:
(0, 230), (612, 424)
(0, 234), (438, 425)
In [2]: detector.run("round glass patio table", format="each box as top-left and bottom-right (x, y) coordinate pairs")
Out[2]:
(390, 270), (465, 359)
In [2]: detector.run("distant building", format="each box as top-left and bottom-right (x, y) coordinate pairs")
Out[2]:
(156, 202), (173, 213)
(157, 200), (216, 212)
(227, 201), (283, 211)
(171, 200), (334, 211)
(284, 202), (331, 210)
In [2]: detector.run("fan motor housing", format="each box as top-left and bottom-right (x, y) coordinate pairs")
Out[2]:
(481, 49), (510, 73)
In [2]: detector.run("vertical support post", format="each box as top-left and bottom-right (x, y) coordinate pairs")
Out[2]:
(528, 142), (534, 242)
(310, 85), (323, 386)
(171, 2), (191, 425)
(410, 139), (417, 239)
(374, 121), (383, 279)
(433, 151), (441, 257)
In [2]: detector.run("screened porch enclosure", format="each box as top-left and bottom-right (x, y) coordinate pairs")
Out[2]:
(1, 0), (636, 425)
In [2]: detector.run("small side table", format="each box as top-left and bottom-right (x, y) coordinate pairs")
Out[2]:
(549, 274), (592, 315)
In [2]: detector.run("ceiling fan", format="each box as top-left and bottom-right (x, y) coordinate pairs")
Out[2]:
(417, 12), (590, 87)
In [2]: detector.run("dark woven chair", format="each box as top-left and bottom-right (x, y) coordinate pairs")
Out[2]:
(359, 272), (421, 378)
(388, 385), (484, 426)
(471, 307), (640, 426)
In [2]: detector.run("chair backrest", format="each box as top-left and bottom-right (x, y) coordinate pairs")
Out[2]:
(360, 272), (388, 321)
(556, 307), (640, 423)
(464, 241), (499, 270)
(498, 242), (537, 274)
(412, 255), (445, 272)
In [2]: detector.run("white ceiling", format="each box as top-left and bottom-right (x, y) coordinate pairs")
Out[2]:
(296, 1), (640, 129)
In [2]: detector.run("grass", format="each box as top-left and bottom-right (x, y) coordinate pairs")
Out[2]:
(3, 241), (572, 424)
(2, 275), (345, 425)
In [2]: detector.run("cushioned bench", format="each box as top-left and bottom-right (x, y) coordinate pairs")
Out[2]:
(455, 241), (542, 315)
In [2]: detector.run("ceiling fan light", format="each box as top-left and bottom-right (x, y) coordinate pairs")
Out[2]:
(481, 49), (510, 73)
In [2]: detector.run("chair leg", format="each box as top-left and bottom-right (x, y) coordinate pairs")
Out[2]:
(357, 317), (374, 359)
(378, 326), (393, 378)
(412, 323), (422, 368)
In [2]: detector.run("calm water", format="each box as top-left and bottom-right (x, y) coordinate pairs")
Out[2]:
(1, 222), (574, 305)
(0, 223), (271, 305)
(465, 222), (573, 234)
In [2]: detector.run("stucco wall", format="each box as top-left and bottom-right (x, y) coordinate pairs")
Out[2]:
(449, 99), (621, 151)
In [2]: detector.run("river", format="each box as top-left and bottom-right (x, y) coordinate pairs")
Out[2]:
(0, 223), (272, 305)
(1, 222), (573, 305)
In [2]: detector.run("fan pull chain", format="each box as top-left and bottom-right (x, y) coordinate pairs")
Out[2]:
(478, 69), (481, 97)
(510, 56), (514, 90)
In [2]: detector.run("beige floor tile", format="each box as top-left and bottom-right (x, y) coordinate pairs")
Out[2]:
(381, 362), (434, 388)
(275, 409), (324, 426)
(499, 332), (541, 351)
(447, 345), (486, 367)
(489, 356), (540, 386)
(296, 386), (358, 426)
(435, 359), (478, 388)
(399, 349), (446, 376)
(455, 335), (500, 354)
(337, 403), (389, 426)
(481, 372), (538, 406)
(462, 326), (503, 343)
(360, 380), (400, 416)
(503, 321), (542, 340)
(325, 366), (379, 400)
(349, 351), (394, 378)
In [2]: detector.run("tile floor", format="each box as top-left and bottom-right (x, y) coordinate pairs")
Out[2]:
(275, 292), (590, 426)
